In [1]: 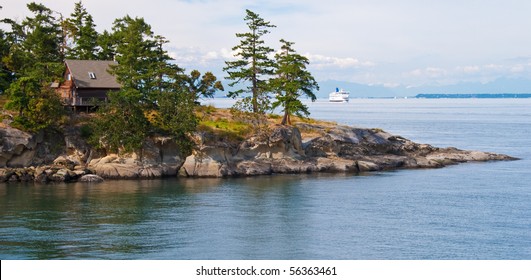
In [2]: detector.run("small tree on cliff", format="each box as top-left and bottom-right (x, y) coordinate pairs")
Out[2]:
(223, 9), (276, 114)
(271, 39), (318, 125)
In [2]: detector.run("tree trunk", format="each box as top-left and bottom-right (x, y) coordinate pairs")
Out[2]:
(281, 110), (288, 125)
(252, 81), (258, 113)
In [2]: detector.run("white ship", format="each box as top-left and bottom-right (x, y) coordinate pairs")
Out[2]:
(329, 88), (350, 102)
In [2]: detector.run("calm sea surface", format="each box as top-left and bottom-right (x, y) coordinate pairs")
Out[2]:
(1, 99), (530, 259)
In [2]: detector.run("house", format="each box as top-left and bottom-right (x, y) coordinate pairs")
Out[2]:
(54, 59), (120, 111)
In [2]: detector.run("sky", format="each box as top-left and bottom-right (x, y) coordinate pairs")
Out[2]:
(3, 0), (531, 93)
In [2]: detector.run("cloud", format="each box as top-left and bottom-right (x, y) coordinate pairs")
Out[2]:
(407, 67), (447, 78)
(459, 66), (481, 74)
(305, 53), (375, 69)
(5, 0), (531, 88)
(401, 61), (531, 87)
(510, 65), (525, 73)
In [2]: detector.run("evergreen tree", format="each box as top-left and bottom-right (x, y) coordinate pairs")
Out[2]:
(90, 89), (149, 153)
(4, 76), (38, 118)
(21, 2), (64, 67)
(185, 70), (224, 100)
(150, 35), (186, 100)
(0, 18), (26, 78)
(223, 9), (276, 113)
(271, 39), (318, 125)
(92, 17), (211, 154)
(0, 28), (14, 93)
(65, 1), (99, 60)
(4, 76), (64, 131)
(2, 2), (65, 131)
(2, 3), (63, 79)
(109, 16), (164, 104)
(96, 30), (116, 60)
(155, 89), (198, 155)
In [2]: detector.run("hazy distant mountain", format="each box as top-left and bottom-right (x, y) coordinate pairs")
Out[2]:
(316, 77), (531, 98)
(316, 80), (397, 98)
(406, 77), (531, 95)
(216, 77), (531, 98)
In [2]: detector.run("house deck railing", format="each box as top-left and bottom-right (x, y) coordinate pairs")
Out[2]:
(62, 97), (107, 106)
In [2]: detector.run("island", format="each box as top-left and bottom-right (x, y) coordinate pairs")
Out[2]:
(0, 107), (517, 183)
(416, 93), (531, 98)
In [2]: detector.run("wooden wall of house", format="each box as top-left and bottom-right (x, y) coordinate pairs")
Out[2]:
(77, 88), (117, 98)
(57, 80), (73, 99)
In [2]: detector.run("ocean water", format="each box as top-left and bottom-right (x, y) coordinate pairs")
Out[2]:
(0, 99), (530, 259)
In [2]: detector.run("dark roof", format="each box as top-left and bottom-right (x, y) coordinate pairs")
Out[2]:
(65, 59), (121, 89)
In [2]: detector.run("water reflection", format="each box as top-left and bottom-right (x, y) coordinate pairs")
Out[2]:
(1, 174), (354, 259)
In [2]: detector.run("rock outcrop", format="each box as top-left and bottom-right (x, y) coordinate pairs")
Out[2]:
(0, 165), (91, 183)
(0, 126), (64, 168)
(0, 122), (517, 182)
(179, 124), (516, 178)
(87, 137), (185, 179)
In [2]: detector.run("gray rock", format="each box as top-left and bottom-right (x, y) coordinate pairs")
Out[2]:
(51, 168), (72, 182)
(53, 156), (77, 170)
(0, 127), (36, 167)
(88, 137), (186, 179)
(0, 120), (518, 181)
(0, 169), (15, 182)
(79, 174), (104, 183)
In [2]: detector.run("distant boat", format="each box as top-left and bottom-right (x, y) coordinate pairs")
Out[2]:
(329, 88), (350, 102)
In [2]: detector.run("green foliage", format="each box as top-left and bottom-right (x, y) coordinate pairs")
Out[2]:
(96, 30), (115, 60)
(270, 39), (319, 125)
(223, 9), (276, 113)
(4, 76), (40, 116)
(154, 90), (199, 155)
(0, 3), (66, 132)
(110, 16), (167, 104)
(65, 1), (99, 60)
(0, 29), (14, 93)
(2, 2), (64, 79)
(90, 90), (149, 153)
(5, 77), (65, 131)
(79, 124), (93, 139)
(0, 2), (226, 157)
(185, 70), (224, 100)
(22, 87), (66, 131)
(108, 17), (190, 110)
(21, 2), (64, 65)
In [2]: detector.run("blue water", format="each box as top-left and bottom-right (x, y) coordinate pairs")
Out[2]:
(1, 99), (530, 259)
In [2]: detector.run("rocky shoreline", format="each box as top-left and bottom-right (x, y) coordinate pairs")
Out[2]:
(0, 123), (517, 183)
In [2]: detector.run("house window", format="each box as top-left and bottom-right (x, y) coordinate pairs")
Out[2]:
(88, 72), (96, 79)
(67, 74), (71, 80)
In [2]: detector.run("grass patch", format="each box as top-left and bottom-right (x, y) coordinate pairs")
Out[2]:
(199, 118), (251, 141)
(196, 106), (252, 141)
(269, 113), (282, 120)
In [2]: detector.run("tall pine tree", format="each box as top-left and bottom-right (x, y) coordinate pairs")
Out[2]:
(0, 28), (14, 93)
(3, 2), (64, 79)
(2, 2), (65, 131)
(109, 16), (162, 104)
(65, 1), (99, 60)
(96, 30), (116, 60)
(271, 39), (319, 125)
(223, 9), (276, 114)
